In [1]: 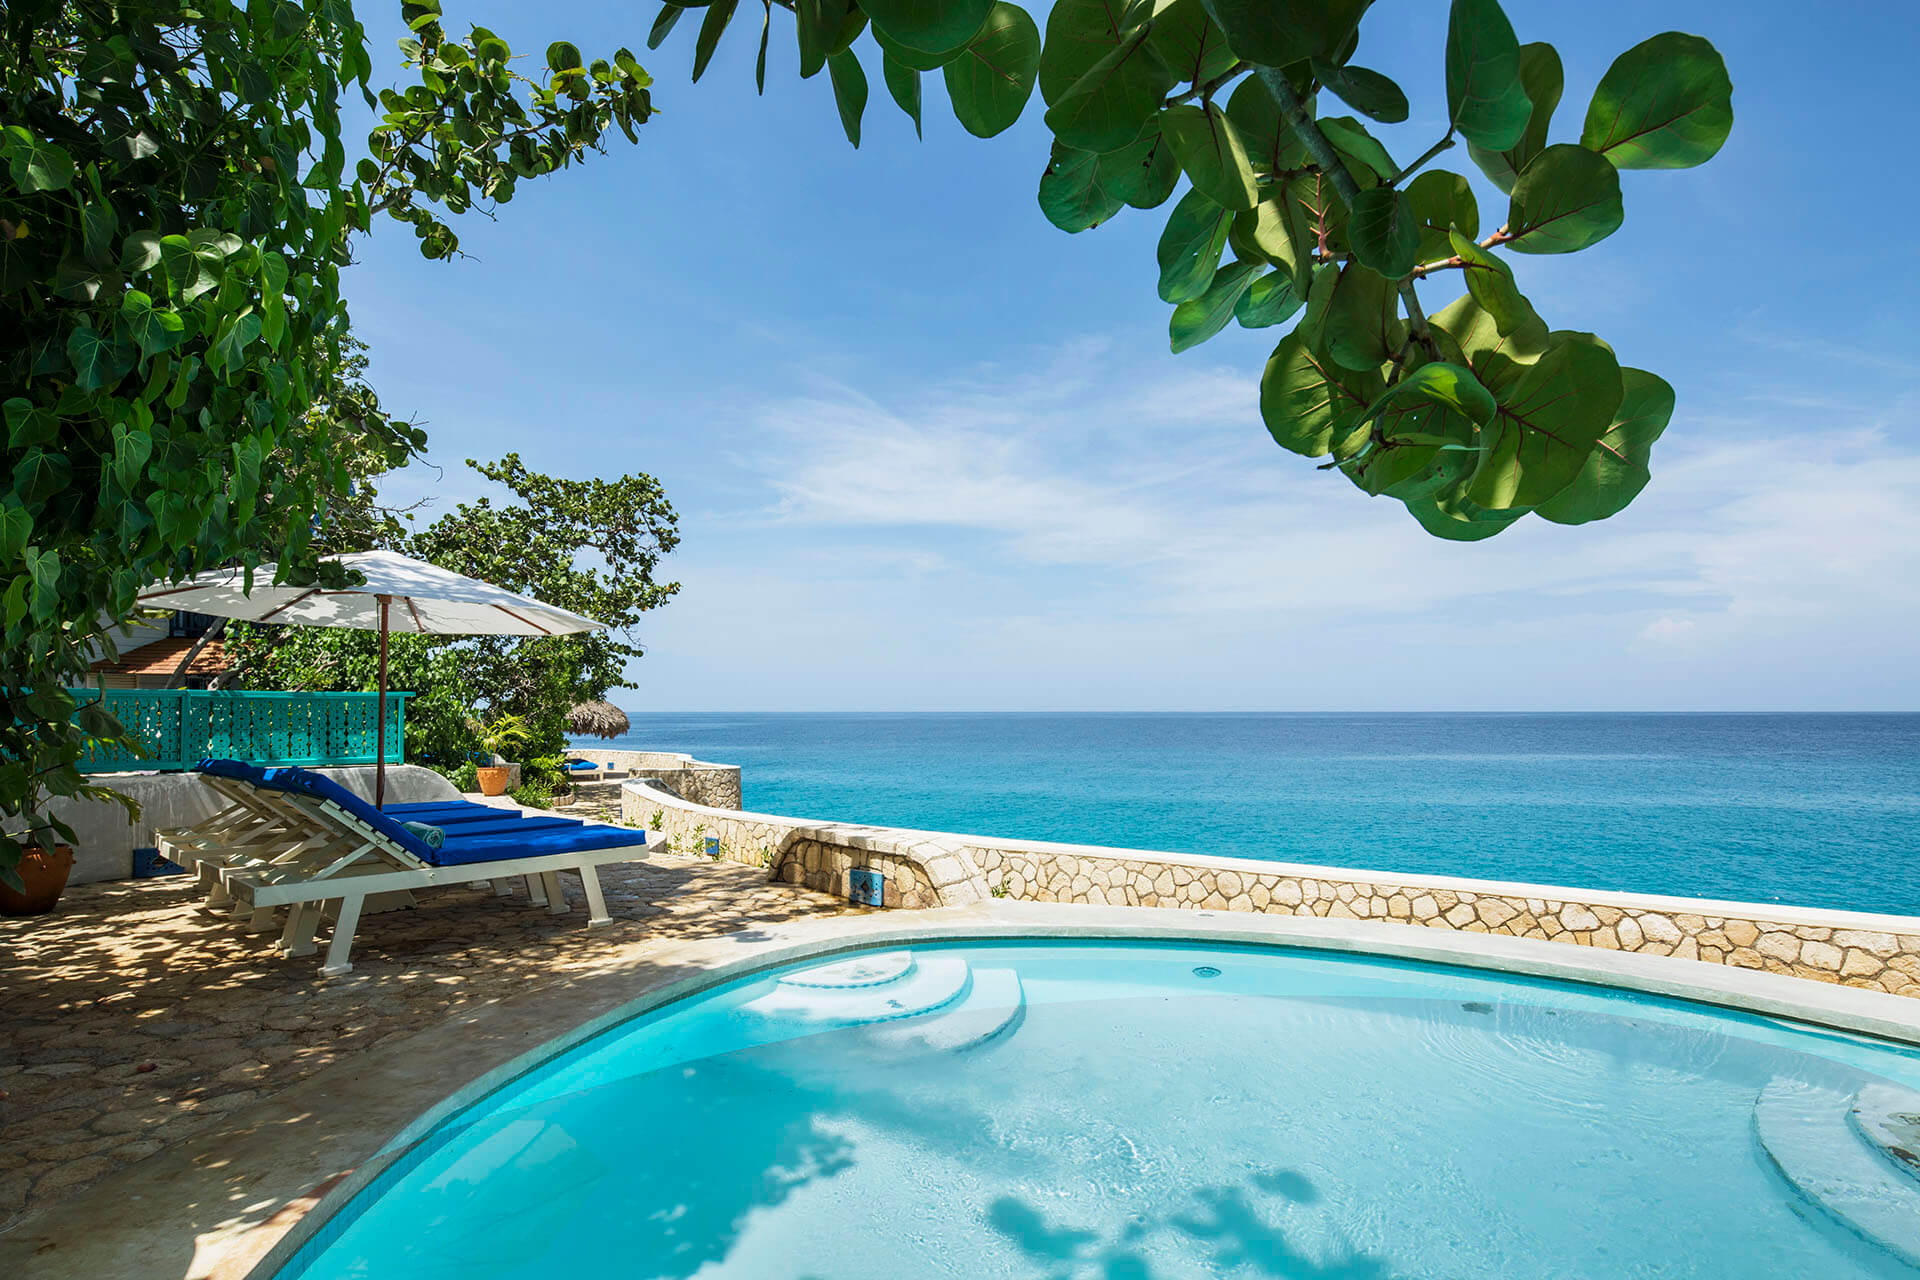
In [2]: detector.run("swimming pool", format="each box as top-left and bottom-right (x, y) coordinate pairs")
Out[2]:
(279, 939), (1920, 1279)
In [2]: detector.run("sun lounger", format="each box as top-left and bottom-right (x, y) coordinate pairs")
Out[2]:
(162, 761), (658, 976)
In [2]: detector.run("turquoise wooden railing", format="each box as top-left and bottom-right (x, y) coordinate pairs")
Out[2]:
(66, 689), (411, 773)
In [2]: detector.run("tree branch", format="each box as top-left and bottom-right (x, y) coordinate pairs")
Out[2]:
(1162, 64), (1253, 109)
(1258, 68), (1436, 351)
(1388, 131), (1455, 187)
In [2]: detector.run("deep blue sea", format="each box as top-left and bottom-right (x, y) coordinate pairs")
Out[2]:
(588, 714), (1920, 917)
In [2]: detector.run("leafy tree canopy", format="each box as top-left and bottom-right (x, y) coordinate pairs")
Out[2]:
(1, 0), (656, 874)
(227, 453), (681, 765)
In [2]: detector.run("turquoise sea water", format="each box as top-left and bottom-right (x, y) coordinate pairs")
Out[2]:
(589, 713), (1920, 916)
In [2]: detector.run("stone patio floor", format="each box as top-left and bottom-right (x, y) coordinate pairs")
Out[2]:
(0, 855), (855, 1233)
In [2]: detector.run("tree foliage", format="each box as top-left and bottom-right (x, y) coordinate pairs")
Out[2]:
(227, 454), (681, 767)
(0, 0), (656, 876)
(647, 0), (1730, 541)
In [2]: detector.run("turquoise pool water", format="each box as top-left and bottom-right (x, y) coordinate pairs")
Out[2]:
(282, 941), (1920, 1279)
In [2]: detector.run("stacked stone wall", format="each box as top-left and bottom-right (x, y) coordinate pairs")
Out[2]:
(622, 778), (1920, 998)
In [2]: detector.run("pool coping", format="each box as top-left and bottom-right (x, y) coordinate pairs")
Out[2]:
(9, 901), (1920, 1280)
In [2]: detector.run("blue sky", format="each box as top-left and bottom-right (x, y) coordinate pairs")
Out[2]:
(345, 0), (1920, 712)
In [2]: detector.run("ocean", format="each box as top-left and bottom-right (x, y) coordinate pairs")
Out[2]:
(587, 713), (1920, 917)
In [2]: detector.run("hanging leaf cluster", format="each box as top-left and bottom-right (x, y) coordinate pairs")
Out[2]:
(650, 0), (1731, 540)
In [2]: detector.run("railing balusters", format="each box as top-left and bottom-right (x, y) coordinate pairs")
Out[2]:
(65, 689), (410, 773)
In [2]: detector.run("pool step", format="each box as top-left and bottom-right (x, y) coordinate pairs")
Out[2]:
(742, 952), (1028, 1057)
(743, 954), (972, 1027)
(1755, 1078), (1920, 1266)
(864, 967), (1026, 1055)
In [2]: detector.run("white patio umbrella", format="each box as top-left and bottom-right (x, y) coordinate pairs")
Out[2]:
(136, 550), (606, 805)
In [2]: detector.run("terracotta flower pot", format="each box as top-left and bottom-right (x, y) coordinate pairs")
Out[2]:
(1, 844), (75, 916)
(474, 765), (512, 797)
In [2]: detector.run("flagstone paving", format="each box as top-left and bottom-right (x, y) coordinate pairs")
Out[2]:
(0, 855), (854, 1230)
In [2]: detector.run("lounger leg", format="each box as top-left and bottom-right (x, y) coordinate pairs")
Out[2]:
(319, 895), (365, 978)
(578, 866), (612, 927)
(200, 866), (234, 912)
(525, 874), (548, 906)
(490, 879), (514, 897)
(279, 902), (323, 958)
(242, 904), (279, 933)
(540, 870), (567, 914)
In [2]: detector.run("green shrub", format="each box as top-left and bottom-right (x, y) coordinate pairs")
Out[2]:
(509, 779), (556, 810)
(445, 761), (479, 794)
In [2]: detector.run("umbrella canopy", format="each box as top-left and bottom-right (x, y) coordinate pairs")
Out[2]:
(565, 699), (630, 740)
(136, 550), (606, 636)
(136, 550), (606, 805)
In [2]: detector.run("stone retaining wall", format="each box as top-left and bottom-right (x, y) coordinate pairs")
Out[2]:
(622, 778), (1920, 998)
(589, 749), (740, 809)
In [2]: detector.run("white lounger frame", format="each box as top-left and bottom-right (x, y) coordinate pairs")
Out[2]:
(159, 776), (659, 976)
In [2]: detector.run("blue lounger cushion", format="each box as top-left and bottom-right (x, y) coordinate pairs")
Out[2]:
(425, 823), (646, 868)
(194, 758), (269, 785)
(383, 800), (502, 818)
(256, 767), (439, 860)
(383, 803), (521, 824)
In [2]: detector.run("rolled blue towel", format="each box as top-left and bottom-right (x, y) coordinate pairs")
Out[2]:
(401, 821), (445, 849)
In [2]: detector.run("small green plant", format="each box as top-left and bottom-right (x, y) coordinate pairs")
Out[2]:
(444, 760), (480, 794)
(649, 808), (665, 829)
(474, 713), (532, 763)
(990, 882), (1009, 899)
(508, 779), (555, 810)
(759, 845), (775, 869)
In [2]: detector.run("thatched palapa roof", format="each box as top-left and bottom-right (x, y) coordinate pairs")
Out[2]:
(565, 699), (630, 739)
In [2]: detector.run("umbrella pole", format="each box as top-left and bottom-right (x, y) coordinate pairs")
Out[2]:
(376, 595), (390, 809)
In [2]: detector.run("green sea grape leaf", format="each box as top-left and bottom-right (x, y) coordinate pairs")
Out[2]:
(1342, 362), (1493, 499)
(1582, 32), (1733, 169)
(874, 24), (960, 71)
(1234, 270), (1302, 329)
(1466, 42), (1562, 194)
(1325, 264), (1401, 371)
(1159, 103), (1257, 211)
(1430, 290), (1548, 399)
(1449, 229), (1527, 334)
(1155, 186), (1232, 302)
(1169, 257), (1261, 352)
(1224, 76), (1313, 177)
(1347, 187), (1418, 279)
(827, 48), (869, 146)
(1405, 169), (1478, 260)
(1260, 328), (1383, 458)
(1311, 60), (1408, 124)
(1097, 129), (1180, 208)
(1038, 142), (1125, 232)
(1149, 0), (1237, 87)
(1404, 489), (1527, 540)
(1536, 367), (1676, 523)
(1229, 196), (1310, 295)
(1319, 116), (1396, 187)
(944, 2), (1042, 138)
(1505, 143), (1624, 255)
(1038, 0), (1143, 105)
(0, 498), (28, 563)
(1199, 0), (1368, 68)
(1466, 332), (1623, 509)
(859, 0), (996, 55)
(1043, 27), (1176, 153)
(882, 54), (924, 137)
(691, 0), (738, 82)
(648, 4), (684, 50)
(1445, 0), (1531, 152)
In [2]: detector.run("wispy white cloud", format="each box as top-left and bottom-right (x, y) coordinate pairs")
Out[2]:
(628, 334), (1920, 709)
